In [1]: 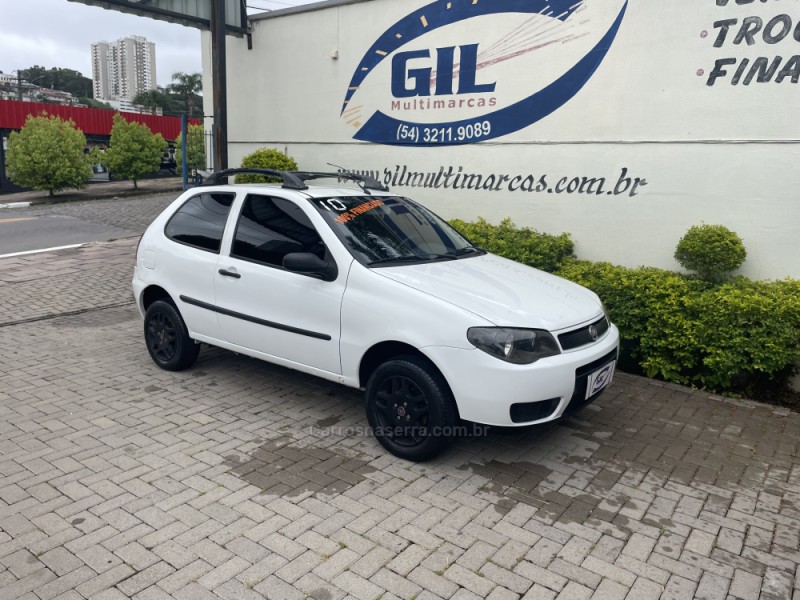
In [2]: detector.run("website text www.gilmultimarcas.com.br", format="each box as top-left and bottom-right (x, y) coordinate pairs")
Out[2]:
(351, 165), (648, 198)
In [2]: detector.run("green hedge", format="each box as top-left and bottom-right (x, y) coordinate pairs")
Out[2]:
(449, 217), (574, 272)
(557, 259), (800, 396)
(449, 218), (800, 398)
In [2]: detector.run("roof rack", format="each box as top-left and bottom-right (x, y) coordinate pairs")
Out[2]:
(201, 168), (390, 193)
(292, 171), (390, 193)
(202, 169), (308, 190)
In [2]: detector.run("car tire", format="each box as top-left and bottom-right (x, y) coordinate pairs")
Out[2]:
(144, 300), (200, 371)
(365, 356), (456, 462)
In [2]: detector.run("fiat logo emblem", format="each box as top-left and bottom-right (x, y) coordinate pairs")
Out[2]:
(589, 325), (599, 341)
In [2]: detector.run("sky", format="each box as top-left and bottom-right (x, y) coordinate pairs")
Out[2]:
(0, 0), (319, 88)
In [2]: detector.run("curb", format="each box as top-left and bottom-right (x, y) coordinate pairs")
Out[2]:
(23, 186), (183, 207)
(0, 301), (136, 329)
(0, 178), (184, 208)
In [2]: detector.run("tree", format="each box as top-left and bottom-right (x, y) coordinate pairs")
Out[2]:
(103, 113), (165, 189)
(175, 124), (206, 170)
(6, 113), (94, 197)
(133, 89), (174, 115)
(168, 72), (203, 117)
(20, 66), (93, 99)
(83, 98), (115, 110)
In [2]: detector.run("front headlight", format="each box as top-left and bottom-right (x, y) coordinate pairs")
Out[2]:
(467, 327), (561, 364)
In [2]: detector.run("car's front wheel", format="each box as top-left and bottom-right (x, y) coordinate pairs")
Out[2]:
(365, 356), (457, 461)
(144, 300), (199, 371)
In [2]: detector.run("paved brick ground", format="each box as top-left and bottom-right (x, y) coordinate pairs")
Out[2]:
(0, 194), (175, 324)
(1, 205), (799, 599)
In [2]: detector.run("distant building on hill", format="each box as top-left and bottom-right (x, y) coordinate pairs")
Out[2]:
(0, 72), (82, 105)
(91, 36), (158, 114)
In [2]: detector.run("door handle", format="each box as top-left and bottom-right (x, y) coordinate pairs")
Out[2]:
(218, 269), (241, 279)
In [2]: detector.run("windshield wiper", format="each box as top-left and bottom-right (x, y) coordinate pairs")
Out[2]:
(444, 246), (485, 258)
(368, 248), (485, 266)
(368, 254), (451, 266)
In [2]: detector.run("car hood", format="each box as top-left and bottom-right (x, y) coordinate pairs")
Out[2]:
(375, 253), (602, 331)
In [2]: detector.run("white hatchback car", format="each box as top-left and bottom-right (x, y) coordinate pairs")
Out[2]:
(133, 169), (619, 461)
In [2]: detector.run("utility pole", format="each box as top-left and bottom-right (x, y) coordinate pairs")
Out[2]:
(211, 0), (228, 170)
(16, 72), (23, 101)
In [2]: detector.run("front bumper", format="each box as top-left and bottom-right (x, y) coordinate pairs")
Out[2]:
(423, 324), (620, 427)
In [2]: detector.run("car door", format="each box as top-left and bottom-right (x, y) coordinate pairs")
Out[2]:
(213, 193), (347, 375)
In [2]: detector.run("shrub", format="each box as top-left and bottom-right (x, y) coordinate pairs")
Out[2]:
(674, 224), (747, 282)
(555, 259), (708, 380)
(691, 278), (800, 393)
(448, 217), (574, 272)
(103, 114), (165, 189)
(6, 113), (94, 197)
(556, 259), (800, 397)
(236, 148), (298, 183)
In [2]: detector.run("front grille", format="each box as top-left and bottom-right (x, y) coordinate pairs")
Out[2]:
(558, 316), (609, 351)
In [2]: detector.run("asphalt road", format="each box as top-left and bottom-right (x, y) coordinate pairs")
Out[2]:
(0, 214), (135, 256)
(0, 192), (177, 257)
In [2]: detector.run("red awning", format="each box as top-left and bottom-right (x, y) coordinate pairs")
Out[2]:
(0, 99), (199, 141)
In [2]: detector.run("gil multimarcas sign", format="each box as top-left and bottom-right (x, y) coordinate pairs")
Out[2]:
(341, 0), (628, 146)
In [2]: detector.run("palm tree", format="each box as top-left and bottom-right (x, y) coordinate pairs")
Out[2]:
(168, 72), (202, 118)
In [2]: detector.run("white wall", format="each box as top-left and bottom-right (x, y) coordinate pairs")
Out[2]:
(205, 0), (800, 280)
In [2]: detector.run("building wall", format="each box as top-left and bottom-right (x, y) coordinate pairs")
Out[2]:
(205, 0), (800, 280)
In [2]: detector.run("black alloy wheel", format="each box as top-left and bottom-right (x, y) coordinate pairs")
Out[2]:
(365, 356), (456, 461)
(143, 300), (199, 371)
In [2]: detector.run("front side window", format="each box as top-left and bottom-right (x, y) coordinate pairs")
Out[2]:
(311, 195), (482, 266)
(232, 195), (326, 267)
(165, 192), (235, 253)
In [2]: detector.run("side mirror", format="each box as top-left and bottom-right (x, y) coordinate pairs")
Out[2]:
(283, 252), (338, 282)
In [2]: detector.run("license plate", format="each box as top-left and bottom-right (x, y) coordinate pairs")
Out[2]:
(586, 361), (616, 399)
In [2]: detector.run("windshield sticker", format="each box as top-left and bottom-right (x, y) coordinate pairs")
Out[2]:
(340, 0), (628, 147)
(333, 199), (386, 224)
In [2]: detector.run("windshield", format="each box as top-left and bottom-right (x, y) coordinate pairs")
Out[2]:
(310, 195), (483, 266)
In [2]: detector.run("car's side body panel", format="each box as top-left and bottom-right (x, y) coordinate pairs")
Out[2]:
(213, 254), (350, 374)
(339, 261), (491, 380)
(187, 329), (357, 385)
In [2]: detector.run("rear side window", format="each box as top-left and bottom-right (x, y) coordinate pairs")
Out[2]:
(165, 193), (235, 253)
(232, 195), (325, 267)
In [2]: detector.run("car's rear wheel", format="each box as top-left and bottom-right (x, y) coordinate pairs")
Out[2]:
(144, 300), (199, 371)
(365, 356), (456, 461)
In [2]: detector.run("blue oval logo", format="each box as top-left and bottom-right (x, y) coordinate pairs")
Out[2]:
(341, 0), (628, 146)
